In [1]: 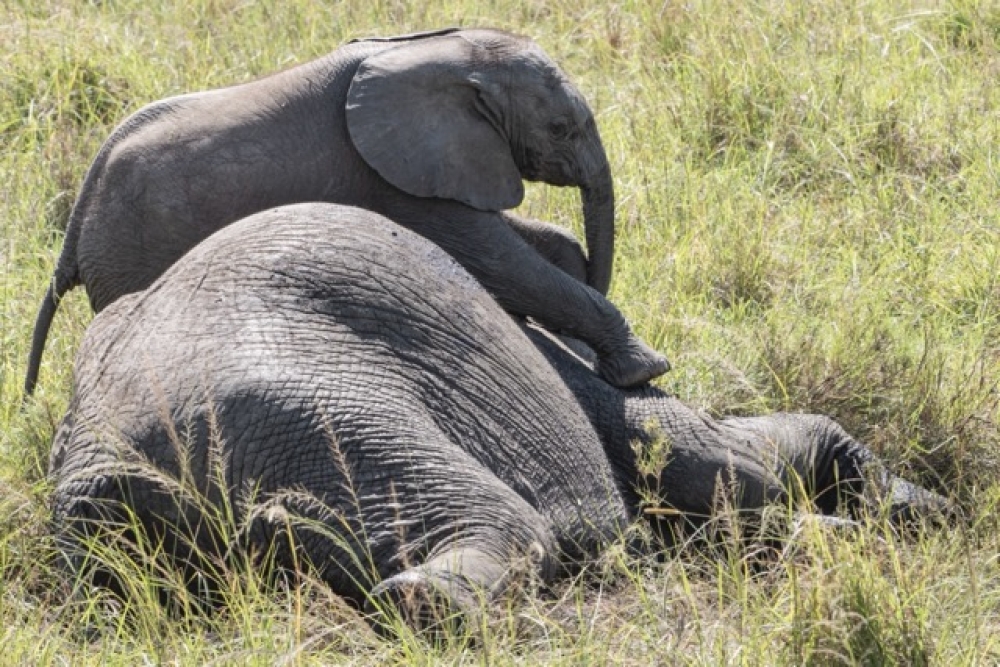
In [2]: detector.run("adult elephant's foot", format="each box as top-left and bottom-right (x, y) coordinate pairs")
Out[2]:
(365, 546), (510, 636)
(597, 335), (670, 387)
(885, 477), (960, 529)
(367, 568), (479, 637)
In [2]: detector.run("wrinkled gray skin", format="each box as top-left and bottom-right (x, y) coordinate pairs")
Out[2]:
(26, 27), (668, 397)
(50, 204), (949, 629)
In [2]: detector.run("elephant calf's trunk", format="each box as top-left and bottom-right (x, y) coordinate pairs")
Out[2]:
(580, 166), (615, 296)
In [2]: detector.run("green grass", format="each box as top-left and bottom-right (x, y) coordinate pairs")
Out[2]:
(2, 0), (999, 663)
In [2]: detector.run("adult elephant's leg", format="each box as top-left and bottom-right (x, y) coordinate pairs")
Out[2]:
(370, 540), (550, 634)
(315, 412), (563, 633)
(365, 450), (560, 631)
(367, 518), (557, 635)
(396, 206), (669, 387)
(721, 414), (953, 524)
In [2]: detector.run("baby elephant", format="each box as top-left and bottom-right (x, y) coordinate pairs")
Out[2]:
(26, 27), (668, 396)
(50, 203), (949, 631)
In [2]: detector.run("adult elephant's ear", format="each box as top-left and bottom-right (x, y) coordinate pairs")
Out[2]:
(346, 35), (524, 212)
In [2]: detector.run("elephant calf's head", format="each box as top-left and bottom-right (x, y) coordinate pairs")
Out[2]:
(345, 28), (616, 295)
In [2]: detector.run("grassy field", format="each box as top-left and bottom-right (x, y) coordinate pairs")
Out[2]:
(2, 0), (999, 663)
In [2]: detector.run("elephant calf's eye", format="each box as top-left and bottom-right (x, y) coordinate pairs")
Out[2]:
(548, 120), (571, 140)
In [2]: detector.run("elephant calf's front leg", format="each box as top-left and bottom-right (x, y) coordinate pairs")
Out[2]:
(490, 237), (670, 387)
(410, 209), (670, 388)
(503, 213), (589, 285)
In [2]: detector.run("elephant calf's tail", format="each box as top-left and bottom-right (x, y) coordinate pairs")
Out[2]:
(24, 277), (75, 400)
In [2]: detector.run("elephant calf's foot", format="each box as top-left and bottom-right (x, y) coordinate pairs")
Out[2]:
(597, 336), (670, 388)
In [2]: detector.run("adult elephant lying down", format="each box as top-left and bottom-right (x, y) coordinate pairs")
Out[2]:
(49, 203), (949, 628)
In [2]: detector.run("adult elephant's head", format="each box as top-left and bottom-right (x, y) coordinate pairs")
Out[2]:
(345, 29), (616, 295)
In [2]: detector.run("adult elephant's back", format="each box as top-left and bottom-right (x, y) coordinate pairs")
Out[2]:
(50, 203), (630, 603)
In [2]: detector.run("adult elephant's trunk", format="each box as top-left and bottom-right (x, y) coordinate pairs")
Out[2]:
(578, 135), (615, 296)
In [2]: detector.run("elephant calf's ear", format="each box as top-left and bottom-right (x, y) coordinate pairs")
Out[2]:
(345, 36), (524, 212)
